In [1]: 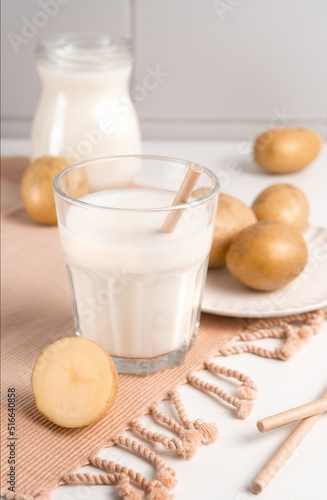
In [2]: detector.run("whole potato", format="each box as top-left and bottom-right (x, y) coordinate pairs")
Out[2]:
(253, 128), (321, 173)
(193, 191), (257, 268)
(21, 157), (70, 225)
(252, 184), (309, 231)
(61, 167), (89, 200)
(226, 221), (308, 291)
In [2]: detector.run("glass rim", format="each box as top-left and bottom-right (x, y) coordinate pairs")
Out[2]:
(35, 32), (132, 71)
(53, 155), (220, 213)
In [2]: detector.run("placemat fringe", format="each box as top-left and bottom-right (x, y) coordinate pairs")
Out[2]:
(59, 309), (327, 500)
(1, 310), (326, 500)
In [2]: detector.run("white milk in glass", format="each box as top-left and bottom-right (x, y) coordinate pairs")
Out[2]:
(59, 189), (213, 359)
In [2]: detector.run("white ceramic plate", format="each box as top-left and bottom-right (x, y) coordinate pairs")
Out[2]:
(202, 225), (327, 318)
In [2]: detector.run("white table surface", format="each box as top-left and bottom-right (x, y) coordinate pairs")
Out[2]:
(2, 139), (327, 500)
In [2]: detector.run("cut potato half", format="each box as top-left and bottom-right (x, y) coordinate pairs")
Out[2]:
(31, 337), (118, 428)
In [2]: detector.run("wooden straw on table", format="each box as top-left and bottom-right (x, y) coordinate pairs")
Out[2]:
(251, 388), (327, 494)
(161, 163), (203, 233)
(257, 397), (327, 432)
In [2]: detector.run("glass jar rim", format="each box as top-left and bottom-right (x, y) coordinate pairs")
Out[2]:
(53, 155), (220, 213)
(35, 32), (132, 71)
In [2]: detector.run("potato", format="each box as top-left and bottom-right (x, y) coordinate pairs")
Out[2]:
(226, 221), (308, 291)
(253, 128), (321, 173)
(21, 156), (88, 225)
(193, 191), (257, 268)
(21, 157), (70, 225)
(61, 167), (89, 200)
(31, 337), (118, 428)
(252, 184), (309, 231)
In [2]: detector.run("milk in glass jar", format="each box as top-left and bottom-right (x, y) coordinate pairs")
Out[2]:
(31, 33), (141, 188)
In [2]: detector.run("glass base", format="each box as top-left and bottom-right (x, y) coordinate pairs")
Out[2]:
(111, 324), (199, 376)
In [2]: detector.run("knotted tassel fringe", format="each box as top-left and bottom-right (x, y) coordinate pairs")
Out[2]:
(146, 480), (174, 500)
(150, 404), (202, 458)
(115, 473), (144, 500)
(55, 310), (326, 500)
(169, 390), (219, 445)
(112, 436), (178, 489)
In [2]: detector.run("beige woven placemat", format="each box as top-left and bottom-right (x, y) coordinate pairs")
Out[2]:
(1, 157), (325, 500)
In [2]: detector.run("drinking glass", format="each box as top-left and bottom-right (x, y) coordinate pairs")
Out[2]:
(54, 155), (219, 375)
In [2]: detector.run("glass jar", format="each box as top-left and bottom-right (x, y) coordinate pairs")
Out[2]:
(31, 33), (141, 186)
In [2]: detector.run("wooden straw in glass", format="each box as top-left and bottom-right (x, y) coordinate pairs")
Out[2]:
(161, 163), (203, 233)
(251, 388), (327, 494)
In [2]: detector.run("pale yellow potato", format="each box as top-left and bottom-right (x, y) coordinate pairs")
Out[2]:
(21, 157), (70, 225)
(21, 157), (89, 225)
(226, 221), (308, 291)
(252, 183), (309, 231)
(253, 128), (321, 173)
(193, 190), (257, 268)
(61, 167), (89, 200)
(31, 337), (118, 428)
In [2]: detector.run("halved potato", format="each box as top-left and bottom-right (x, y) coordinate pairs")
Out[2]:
(31, 337), (118, 428)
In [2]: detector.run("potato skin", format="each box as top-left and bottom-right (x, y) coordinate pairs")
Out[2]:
(252, 183), (309, 231)
(226, 221), (308, 291)
(210, 194), (257, 268)
(21, 157), (69, 225)
(192, 191), (257, 268)
(253, 128), (321, 173)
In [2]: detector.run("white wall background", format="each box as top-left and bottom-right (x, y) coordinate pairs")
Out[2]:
(1, 0), (327, 139)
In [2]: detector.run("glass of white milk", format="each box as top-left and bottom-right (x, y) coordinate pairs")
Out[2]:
(54, 156), (219, 375)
